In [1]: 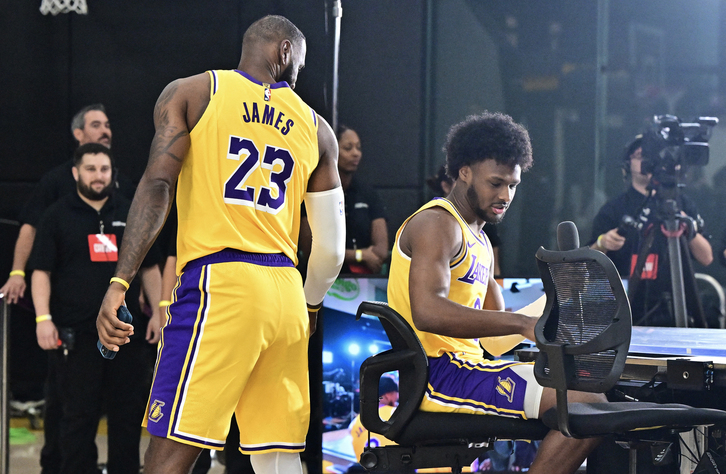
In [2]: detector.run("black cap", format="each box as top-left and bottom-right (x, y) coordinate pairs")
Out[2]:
(378, 377), (398, 397)
(622, 134), (643, 164)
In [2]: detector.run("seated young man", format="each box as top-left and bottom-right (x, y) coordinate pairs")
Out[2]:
(387, 112), (604, 474)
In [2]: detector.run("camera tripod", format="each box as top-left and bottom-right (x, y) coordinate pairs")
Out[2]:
(626, 187), (707, 328)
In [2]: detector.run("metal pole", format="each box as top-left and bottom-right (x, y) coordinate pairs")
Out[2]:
(594, 0), (610, 199)
(331, 0), (342, 133)
(421, 0), (434, 202)
(1, 296), (9, 474)
(628, 447), (637, 474)
(551, 108), (567, 250)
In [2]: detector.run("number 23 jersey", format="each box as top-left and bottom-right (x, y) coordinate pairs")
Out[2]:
(176, 69), (320, 272)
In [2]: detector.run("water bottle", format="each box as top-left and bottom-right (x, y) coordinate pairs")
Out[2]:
(97, 305), (133, 359)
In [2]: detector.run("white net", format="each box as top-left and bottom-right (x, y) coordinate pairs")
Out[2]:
(39, 0), (87, 15)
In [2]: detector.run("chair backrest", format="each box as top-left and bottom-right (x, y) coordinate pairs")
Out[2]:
(356, 301), (429, 441)
(533, 246), (632, 394)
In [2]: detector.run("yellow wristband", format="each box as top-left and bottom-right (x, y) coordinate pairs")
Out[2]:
(35, 314), (52, 323)
(159, 300), (172, 308)
(109, 277), (130, 290)
(355, 249), (363, 262)
(9, 270), (25, 278)
(307, 302), (323, 313)
(596, 234), (605, 250)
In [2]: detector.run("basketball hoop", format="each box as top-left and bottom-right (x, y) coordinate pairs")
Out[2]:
(39, 0), (87, 16)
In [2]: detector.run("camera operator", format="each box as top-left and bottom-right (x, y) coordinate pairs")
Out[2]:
(590, 134), (713, 327)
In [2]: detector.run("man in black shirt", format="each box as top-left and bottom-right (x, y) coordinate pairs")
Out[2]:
(590, 135), (713, 326)
(28, 143), (161, 474)
(2, 104), (139, 474)
(1, 104), (136, 304)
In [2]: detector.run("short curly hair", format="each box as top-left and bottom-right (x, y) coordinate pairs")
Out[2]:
(444, 112), (533, 180)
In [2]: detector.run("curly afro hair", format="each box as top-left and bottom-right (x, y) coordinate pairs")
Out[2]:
(444, 112), (533, 181)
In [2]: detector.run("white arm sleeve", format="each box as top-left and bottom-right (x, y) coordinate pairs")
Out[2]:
(304, 186), (345, 306)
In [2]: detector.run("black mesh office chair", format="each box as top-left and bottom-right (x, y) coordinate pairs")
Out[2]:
(355, 301), (549, 474)
(356, 221), (726, 473)
(533, 222), (726, 472)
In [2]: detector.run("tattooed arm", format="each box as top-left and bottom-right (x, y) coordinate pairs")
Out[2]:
(97, 73), (210, 352)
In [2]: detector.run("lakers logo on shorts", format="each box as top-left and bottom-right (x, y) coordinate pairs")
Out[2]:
(495, 376), (516, 404)
(149, 400), (166, 423)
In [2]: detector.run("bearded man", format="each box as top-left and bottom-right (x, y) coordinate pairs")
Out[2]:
(28, 142), (161, 474)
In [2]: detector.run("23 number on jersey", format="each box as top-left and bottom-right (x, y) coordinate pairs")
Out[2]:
(223, 136), (295, 215)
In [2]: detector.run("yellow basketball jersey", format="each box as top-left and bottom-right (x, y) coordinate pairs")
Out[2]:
(387, 198), (493, 358)
(176, 69), (320, 272)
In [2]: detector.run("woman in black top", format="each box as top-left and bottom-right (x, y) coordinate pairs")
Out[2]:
(337, 126), (389, 274)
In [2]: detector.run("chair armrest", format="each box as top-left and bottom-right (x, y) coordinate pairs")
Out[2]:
(357, 301), (429, 441)
(360, 350), (420, 438)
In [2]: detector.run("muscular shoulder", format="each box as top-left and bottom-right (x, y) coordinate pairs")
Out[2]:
(156, 73), (211, 132)
(400, 206), (462, 260)
(316, 113), (336, 159)
(169, 72), (210, 93)
(307, 114), (340, 193)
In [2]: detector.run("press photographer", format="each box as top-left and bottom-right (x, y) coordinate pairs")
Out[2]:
(590, 115), (717, 327)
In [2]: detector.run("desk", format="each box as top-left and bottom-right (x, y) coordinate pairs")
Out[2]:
(607, 328), (726, 474)
(517, 326), (726, 396)
(517, 326), (726, 473)
(629, 326), (726, 358)
(624, 327), (726, 392)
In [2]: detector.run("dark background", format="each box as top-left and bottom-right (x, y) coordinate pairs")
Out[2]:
(4, 1), (726, 472)
(3, 0), (726, 278)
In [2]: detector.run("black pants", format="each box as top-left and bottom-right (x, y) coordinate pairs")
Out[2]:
(40, 360), (62, 474)
(45, 330), (154, 474)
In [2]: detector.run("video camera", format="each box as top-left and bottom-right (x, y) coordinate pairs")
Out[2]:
(640, 115), (718, 185)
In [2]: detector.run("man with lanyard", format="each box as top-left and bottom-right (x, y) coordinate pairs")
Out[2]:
(29, 143), (161, 474)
